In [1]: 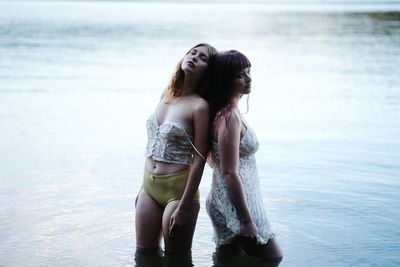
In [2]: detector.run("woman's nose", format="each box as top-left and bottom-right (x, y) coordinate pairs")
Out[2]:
(191, 56), (197, 62)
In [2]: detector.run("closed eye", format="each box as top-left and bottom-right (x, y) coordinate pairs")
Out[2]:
(199, 53), (208, 62)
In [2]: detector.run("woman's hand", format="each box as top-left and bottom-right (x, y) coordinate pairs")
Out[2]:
(169, 207), (190, 236)
(240, 219), (258, 239)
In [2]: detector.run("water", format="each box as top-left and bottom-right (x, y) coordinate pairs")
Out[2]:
(0, 1), (400, 266)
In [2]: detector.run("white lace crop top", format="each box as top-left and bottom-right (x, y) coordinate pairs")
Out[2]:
(145, 113), (206, 165)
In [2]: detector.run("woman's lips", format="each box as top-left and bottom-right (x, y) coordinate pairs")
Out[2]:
(187, 61), (195, 68)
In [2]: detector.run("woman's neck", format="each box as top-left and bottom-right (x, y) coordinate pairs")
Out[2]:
(231, 95), (241, 107)
(181, 75), (200, 96)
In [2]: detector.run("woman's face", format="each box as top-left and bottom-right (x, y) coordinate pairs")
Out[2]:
(181, 46), (210, 78)
(233, 67), (252, 95)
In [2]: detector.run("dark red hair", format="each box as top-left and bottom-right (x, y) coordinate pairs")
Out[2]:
(207, 50), (251, 123)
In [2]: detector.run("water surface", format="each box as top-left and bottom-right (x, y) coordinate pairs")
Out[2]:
(0, 1), (399, 266)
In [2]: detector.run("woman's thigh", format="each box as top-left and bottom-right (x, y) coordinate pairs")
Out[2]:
(162, 200), (200, 252)
(239, 236), (283, 261)
(214, 240), (242, 264)
(135, 189), (163, 248)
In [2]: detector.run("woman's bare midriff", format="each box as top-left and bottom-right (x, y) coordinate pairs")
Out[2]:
(145, 157), (189, 175)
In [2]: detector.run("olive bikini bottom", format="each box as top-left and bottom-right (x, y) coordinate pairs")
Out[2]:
(143, 169), (200, 207)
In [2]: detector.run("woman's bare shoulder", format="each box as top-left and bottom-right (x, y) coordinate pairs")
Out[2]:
(215, 108), (240, 132)
(189, 96), (209, 112)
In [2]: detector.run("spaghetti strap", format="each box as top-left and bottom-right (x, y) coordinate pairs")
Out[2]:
(177, 123), (207, 162)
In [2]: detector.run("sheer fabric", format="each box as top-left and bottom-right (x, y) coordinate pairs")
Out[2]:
(206, 126), (274, 245)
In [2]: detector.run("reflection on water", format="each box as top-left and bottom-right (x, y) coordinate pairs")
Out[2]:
(134, 248), (194, 267)
(133, 247), (282, 267)
(0, 1), (399, 267)
(211, 247), (282, 267)
(212, 253), (281, 267)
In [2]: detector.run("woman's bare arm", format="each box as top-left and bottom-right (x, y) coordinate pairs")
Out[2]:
(217, 110), (258, 237)
(169, 98), (210, 231)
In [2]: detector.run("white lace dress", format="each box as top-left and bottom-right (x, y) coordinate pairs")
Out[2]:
(206, 126), (274, 246)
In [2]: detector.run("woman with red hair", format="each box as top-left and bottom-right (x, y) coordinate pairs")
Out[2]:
(135, 43), (217, 255)
(207, 50), (283, 263)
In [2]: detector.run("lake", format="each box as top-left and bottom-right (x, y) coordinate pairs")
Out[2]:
(0, 1), (399, 266)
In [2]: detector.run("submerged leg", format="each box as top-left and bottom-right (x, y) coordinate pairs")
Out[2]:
(162, 200), (200, 253)
(134, 246), (163, 267)
(213, 240), (242, 265)
(164, 249), (194, 267)
(238, 236), (283, 263)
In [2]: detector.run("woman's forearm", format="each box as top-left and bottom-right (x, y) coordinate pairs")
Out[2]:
(224, 172), (253, 223)
(178, 162), (205, 211)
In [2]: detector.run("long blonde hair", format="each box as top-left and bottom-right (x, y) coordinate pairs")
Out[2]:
(164, 43), (218, 102)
